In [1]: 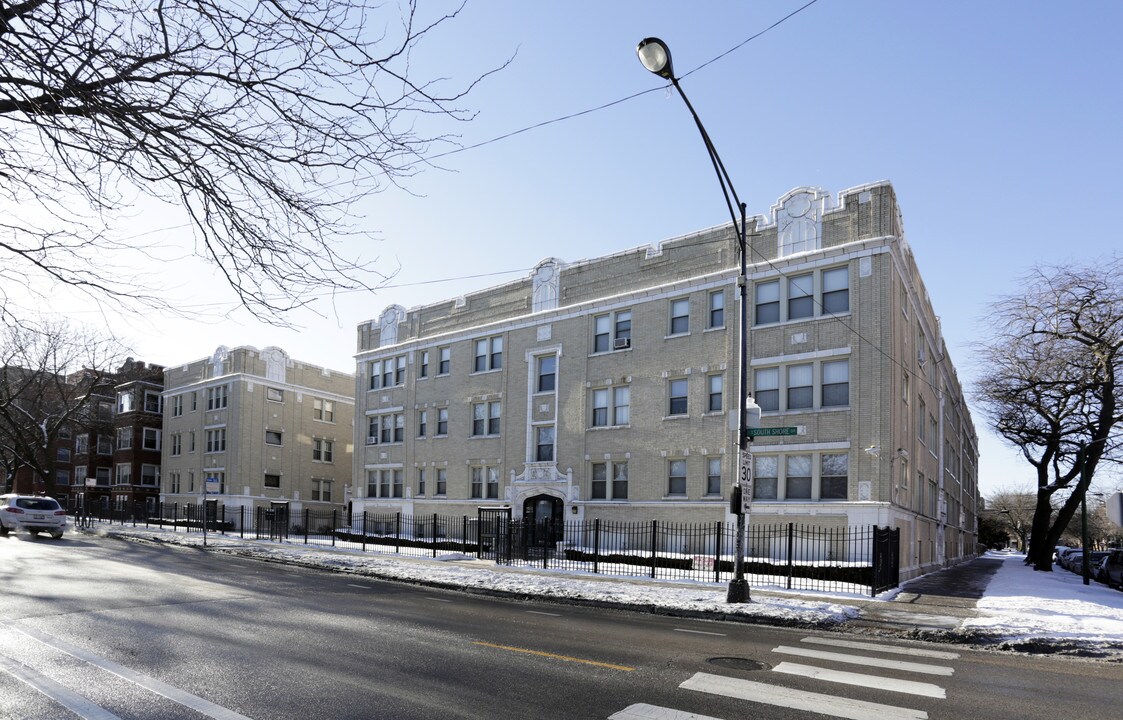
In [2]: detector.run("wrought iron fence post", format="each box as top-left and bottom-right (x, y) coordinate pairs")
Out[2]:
(593, 518), (601, 575)
(432, 513), (438, 558)
(787, 522), (795, 590)
(462, 515), (468, 554)
(395, 512), (401, 554)
(331, 509), (337, 547)
(714, 521), (723, 583)
(650, 520), (658, 579)
(870, 525), (880, 597)
(361, 511), (367, 552)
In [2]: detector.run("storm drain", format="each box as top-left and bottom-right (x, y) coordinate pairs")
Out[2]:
(707, 657), (770, 672)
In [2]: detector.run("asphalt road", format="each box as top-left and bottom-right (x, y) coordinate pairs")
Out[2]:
(0, 532), (1118, 720)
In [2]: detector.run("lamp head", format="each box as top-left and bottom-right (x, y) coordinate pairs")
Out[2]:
(637, 37), (674, 80)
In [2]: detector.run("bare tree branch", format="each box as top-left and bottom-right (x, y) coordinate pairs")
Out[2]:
(0, 0), (507, 322)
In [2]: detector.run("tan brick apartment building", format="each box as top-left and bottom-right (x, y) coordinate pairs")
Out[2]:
(160, 346), (354, 524)
(351, 182), (979, 578)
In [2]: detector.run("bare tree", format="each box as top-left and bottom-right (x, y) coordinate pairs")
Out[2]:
(0, 319), (126, 497)
(1, 0), (502, 321)
(985, 489), (1036, 552)
(975, 257), (1123, 571)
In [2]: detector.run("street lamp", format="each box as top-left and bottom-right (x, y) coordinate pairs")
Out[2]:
(637, 37), (753, 603)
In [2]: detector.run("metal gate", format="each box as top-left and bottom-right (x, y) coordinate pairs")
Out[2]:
(871, 526), (901, 595)
(477, 508), (513, 562)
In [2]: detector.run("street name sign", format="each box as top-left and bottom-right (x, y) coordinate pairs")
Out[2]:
(746, 426), (797, 437)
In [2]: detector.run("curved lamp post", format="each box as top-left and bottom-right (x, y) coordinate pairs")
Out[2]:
(637, 37), (753, 603)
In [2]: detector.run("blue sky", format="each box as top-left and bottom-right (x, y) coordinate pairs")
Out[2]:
(54, 1), (1123, 499)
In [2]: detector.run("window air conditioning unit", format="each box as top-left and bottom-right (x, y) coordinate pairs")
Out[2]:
(613, 337), (631, 350)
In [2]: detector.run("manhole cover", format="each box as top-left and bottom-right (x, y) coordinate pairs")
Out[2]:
(708, 657), (770, 672)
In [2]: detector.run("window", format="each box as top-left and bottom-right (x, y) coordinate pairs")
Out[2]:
(537, 355), (556, 393)
(267, 387), (284, 402)
(821, 454), (849, 499)
(97, 435), (113, 455)
(593, 387), (630, 426)
(821, 359), (849, 407)
(706, 458), (722, 495)
(98, 401), (114, 420)
(392, 470), (403, 498)
(115, 463), (132, 485)
(707, 374), (723, 413)
(169, 471), (181, 494)
(785, 455), (812, 499)
(188, 431), (195, 453)
(472, 402), (501, 437)
(754, 456), (778, 499)
(755, 281), (780, 324)
(313, 398), (334, 422)
(591, 461), (628, 500)
(755, 368), (779, 412)
(918, 399), (927, 444)
(144, 391), (161, 414)
(96, 467), (111, 485)
(205, 428), (226, 453)
(207, 385), (228, 410)
(140, 464), (160, 486)
(536, 426), (555, 462)
(669, 298), (689, 335)
(312, 479), (332, 503)
(668, 378), (688, 416)
(172, 395), (183, 416)
(264, 473), (281, 488)
(417, 469), (426, 496)
(438, 347), (451, 375)
(668, 460), (687, 496)
(593, 310), (632, 352)
(312, 438), (333, 462)
(395, 356), (406, 385)
(822, 267), (849, 313)
(787, 365), (813, 410)
(708, 290), (724, 329)
(117, 426), (133, 450)
(369, 360), (383, 390)
(57, 447), (71, 462)
(929, 414), (939, 453)
(142, 427), (161, 451)
(381, 359), (393, 388)
(56, 470), (70, 487)
(436, 468), (448, 495)
(788, 274), (814, 320)
(117, 391), (134, 414)
(171, 433), (181, 456)
(437, 408), (448, 435)
(417, 410), (428, 437)
(474, 336), (503, 372)
(75, 434), (89, 455)
(419, 351), (429, 378)
(265, 430), (283, 446)
(470, 467), (483, 499)
(365, 470), (378, 498)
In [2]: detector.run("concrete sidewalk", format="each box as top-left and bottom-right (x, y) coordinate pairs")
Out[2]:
(848, 556), (1004, 634)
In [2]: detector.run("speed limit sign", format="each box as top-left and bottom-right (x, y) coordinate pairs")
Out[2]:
(738, 451), (752, 513)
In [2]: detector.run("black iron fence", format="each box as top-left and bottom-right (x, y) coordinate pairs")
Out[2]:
(69, 500), (899, 596)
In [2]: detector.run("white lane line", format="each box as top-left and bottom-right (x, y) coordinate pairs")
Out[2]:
(773, 661), (947, 698)
(0, 653), (124, 720)
(347, 584), (371, 589)
(772, 645), (954, 676)
(426, 597), (453, 603)
(609, 702), (724, 719)
(526, 610), (562, 617)
(14, 626), (255, 720)
(800, 636), (960, 660)
(673, 628), (727, 637)
(681, 672), (927, 720)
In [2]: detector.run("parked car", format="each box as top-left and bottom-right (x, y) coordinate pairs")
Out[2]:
(1056, 547), (1081, 569)
(1063, 549), (1111, 575)
(0, 494), (66, 539)
(1098, 550), (1123, 589)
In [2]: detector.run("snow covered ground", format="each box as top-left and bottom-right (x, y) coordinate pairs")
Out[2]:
(76, 524), (1122, 654)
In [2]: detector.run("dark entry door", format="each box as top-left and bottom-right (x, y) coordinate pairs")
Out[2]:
(522, 494), (563, 548)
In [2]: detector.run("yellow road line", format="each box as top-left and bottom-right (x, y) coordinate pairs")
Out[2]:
(472, 641), (635, 671)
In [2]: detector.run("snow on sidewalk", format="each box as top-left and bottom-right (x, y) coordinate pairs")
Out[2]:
(961, 551), (1123, 646)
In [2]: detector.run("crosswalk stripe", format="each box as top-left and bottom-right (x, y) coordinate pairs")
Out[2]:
(772, 645), (954, 676)
(772, 662), (946, 698)
(609, 702), (724, 719)
(800, 636), (960, 660)
(14, 626), (255, 720)
(0, 652), (124, 720)
(681, 672), (927, 720)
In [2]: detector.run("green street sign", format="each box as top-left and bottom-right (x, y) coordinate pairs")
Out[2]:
(746, 426), (798, 437)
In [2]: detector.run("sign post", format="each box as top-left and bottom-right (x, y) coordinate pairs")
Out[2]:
(203, 476), (221, 547)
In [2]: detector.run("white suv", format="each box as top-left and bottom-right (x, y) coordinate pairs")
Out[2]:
(0, 495), (66, 539)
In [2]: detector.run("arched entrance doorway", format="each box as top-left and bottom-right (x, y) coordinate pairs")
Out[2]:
(522, 493), (564, 545)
